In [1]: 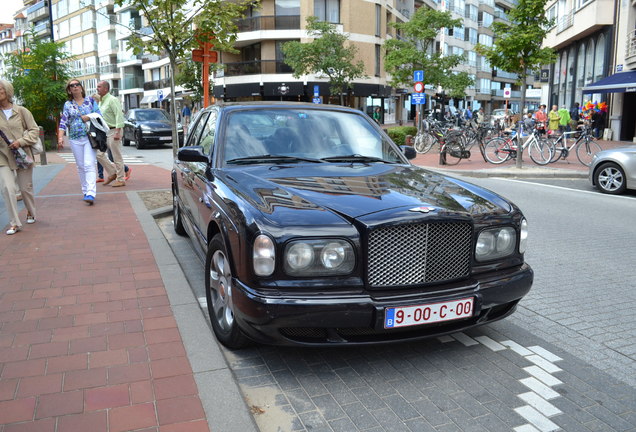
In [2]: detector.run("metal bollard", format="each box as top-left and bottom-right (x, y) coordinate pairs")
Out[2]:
(39, 126), (47, 166)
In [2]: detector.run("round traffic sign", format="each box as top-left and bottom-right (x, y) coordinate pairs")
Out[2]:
(414, 82), (424, 93)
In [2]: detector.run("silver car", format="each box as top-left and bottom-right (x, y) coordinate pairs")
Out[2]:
(589, 146), (636, 194)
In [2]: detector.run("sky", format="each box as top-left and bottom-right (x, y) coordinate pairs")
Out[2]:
(0, 0), (25, 24)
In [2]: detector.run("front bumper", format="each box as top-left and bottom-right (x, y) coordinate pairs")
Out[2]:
(231, 264), (533, 346)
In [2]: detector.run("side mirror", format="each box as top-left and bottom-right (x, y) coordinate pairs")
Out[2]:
(401, 145), (417, 160)
(177, 145), (208, 163)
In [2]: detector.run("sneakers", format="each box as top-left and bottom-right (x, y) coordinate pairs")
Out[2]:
(103, 174), (116, 185)
(26, 214), (36, 224)
(96, 177), (105, 183)
(83, 194), (95, 205)
(111, 181), (126, 187)
(125, 167), (132, 181)
(6, 225), (21, 235)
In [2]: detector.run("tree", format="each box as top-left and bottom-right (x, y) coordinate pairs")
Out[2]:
(384, 8), (474, 101)
(476, 0), (556, 168)
(3, 31), (74, 138)
(114, 0), (255, 155)
(281, 16), (367, 105)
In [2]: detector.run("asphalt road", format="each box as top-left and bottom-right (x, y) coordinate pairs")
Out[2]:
(157, 170), (636, 432)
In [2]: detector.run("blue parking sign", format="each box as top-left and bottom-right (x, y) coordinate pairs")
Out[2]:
(411, 93), (426, 105)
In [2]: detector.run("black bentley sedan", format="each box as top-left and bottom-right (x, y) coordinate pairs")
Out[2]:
(172, 102), (533, 348)
(122, 108), (183, 149)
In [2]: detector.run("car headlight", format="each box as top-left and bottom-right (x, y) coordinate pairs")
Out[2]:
(253, 234), (275, 276)
(475, 226), (517, 261)
(284, 239), (354, 276)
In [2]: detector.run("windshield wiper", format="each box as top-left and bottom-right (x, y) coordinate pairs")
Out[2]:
(226, 154), (325, 164)
(320, 154), (396, 164)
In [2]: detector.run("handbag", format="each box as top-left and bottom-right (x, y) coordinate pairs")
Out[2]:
(31, 137), (44, 155)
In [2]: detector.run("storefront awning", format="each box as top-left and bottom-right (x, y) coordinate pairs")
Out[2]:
(582, 71), (636, 94)
(140, 95), (158, 104)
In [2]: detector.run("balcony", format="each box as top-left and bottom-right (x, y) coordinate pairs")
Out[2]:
(144, 78), (171, 91)
(223, 60), (293, 76)
(493, 69), (518, 80)
(544, 0), (613, 49)
(237, 15), (301, 32)
(32, 21), (51, 38)
(99, 64), (119, 74)
(626, 29), (636, 69)
(27, 1), (49, 21)
(556, 10), (574, 33)
(122, 75), (144, 90)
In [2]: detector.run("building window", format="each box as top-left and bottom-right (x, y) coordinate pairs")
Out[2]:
(375, 44), (381, 76)
(478, 34), (493, 47)
(314, 0), (340, 23)
(594, 34), (605, 82)
(375, 4), (381, 37)
(275, 0), (299, 16)
(584, 40), (594, 85)
(575, 43), (585, 103)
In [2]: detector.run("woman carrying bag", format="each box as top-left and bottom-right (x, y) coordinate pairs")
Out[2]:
(0, 79), (39, 235)
(58, 79), (101, 205)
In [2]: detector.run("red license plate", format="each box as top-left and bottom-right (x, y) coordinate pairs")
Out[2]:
(384, 297), (474, 329)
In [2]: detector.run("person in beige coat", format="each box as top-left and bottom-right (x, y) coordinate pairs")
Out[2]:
(0, 79), (39, 235)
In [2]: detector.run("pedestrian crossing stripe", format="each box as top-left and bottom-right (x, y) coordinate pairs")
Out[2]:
(57, 154), (147, 165)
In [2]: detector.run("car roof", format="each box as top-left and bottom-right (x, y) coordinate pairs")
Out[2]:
(200, 101), (361, 114)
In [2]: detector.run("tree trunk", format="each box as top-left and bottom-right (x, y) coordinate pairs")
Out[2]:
(516, 76), (527, 169)
(169, 57), (179, 158)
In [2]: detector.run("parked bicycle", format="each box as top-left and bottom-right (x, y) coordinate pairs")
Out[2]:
(547, 122), (601, 166)
(483, 124), (554, 165)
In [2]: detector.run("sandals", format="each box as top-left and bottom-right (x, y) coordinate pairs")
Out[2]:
(6, 226), (21, 235)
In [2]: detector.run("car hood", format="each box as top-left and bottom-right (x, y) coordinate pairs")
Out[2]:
(138, 120), (171, 129)
(224, 164), (512, 221)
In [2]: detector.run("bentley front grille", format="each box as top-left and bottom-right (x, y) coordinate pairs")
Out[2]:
(367, 222), (472, 287)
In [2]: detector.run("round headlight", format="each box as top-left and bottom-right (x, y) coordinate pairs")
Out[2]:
(496, 228), (515, 254)
(286, 242), (314, 270)
(519, 219), (528, 253)
(320, 242), (346, 269)
(476, 231), (495, 257)
(253, 234), (275, 276)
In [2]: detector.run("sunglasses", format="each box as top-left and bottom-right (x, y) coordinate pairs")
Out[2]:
(68, 83), (81, 88)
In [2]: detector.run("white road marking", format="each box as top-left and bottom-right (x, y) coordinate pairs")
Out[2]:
(518, 392), (562, 417)
(501, 340), (534, 356)
(526, 354), (562, 374)
(450, 332), (479, 346)
(474, 335), (506, 351)
(198, 296), (207, 308)
(519, 377), (560, 400)
(514, 405), (560, 432)
(528, 346), (563, 363)
(523, 366), (563, 387)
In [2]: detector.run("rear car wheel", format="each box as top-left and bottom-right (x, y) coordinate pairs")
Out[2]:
(123, 135), (131, 146)
(172, 188), (187, 236)
(205, 234), (250, 349)
(594, 162), (626, 194)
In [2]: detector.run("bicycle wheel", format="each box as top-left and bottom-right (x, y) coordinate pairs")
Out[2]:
(575, 138), (602, 166)
(528, 138), (554, 166)
(483, 137), (511, 164)
(441, 140), (463, 165)
(414, 132), (435, 154)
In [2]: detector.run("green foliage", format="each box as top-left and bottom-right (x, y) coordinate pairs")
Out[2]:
(281, 17), (367, 104)
(386, 126), (417, 146)
(175, 58), (221, 104)
(384, 8), (473, 96)
(3, 31), (74, 132)
(475, 0), (556, 167)
(113, 0), (256, 155)
(475, 0), (556, 80)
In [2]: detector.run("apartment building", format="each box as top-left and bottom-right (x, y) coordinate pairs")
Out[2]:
(0, 9), (28, 79)
(543, 0), (636, 141)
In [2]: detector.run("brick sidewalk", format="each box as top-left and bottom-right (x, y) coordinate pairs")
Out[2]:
(0, 162), (210, 432)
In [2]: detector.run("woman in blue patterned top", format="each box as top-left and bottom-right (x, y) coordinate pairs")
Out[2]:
(58, 79), (101, 205)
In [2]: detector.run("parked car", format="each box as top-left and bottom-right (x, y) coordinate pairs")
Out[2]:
(172, 102), (533, 348)
(123, 108), (183, 149)
(490, 108), (516, 126)
(589, 145), (636, 194)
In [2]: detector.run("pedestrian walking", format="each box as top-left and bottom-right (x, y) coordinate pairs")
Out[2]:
(58, 79), (101, 205)
(93, 93), (130, 183)
(534, 104), (548, 134)
(569, 102), (580, 131)
(0, 79), (39, 235)
(95, 81), (126, 187)
(548, 105), (560, 133)
(476, 107), (485, 124)
(373, 106), (381, 124)
(558, 105), (571, 133)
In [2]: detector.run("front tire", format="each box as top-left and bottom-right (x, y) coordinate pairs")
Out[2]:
(528, 138), (554, 165)
(205, 234), (250, 349)
(594, 162), (626, 194)
(135, 130), (145, 150)
(484, 137), (511, 164)
(576, 139), (602, 166)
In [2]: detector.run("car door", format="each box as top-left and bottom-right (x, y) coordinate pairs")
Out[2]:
(176, 111), (211, 248)
(189, 108), (219, 248)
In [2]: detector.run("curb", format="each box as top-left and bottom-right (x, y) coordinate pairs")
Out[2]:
(129, 192), (260, 432)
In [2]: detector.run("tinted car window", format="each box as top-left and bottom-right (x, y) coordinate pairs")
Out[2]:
(187, 112), (210, 148)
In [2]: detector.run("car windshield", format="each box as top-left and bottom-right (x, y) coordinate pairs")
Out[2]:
(223, 108), (404, 164)
(136, 110), (169, 121)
